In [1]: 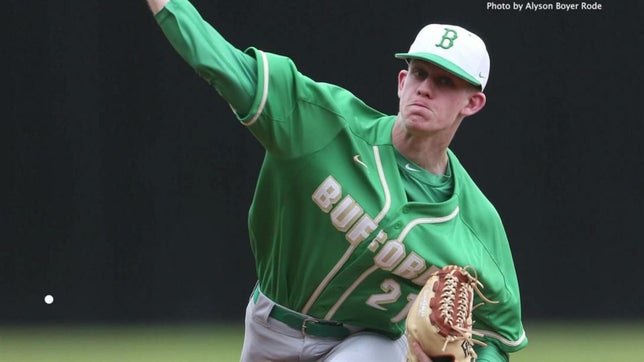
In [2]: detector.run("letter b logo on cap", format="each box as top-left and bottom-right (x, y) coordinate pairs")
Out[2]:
(435, 28), (458, 49)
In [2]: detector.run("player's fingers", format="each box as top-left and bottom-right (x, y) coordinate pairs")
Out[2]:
(411, 341), (433, 362)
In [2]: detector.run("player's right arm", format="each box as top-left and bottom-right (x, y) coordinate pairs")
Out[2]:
(145, 0), (257, 117)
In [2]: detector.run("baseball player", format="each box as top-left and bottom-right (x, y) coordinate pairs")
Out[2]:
(145, 0), (528, 361)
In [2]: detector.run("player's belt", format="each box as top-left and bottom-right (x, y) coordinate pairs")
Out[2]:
(253, 286), (352, 339)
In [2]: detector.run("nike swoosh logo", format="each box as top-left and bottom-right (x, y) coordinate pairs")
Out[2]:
(405, 163), (420, 172)
(478, 72), (487, 79)
(353, 155), (367, 169)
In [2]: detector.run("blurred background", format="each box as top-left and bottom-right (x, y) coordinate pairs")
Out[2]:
(4, 0), (643, 360)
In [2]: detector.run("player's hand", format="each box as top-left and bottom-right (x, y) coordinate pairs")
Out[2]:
(410, 341), (434, 362)
(146, 0), (170, 14)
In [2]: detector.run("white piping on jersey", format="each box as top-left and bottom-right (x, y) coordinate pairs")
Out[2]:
(325, 265), (380, 319)
(242, 50), (269, 127)
(397, 207), (460, 242)
(301, 146), (391, 315)
(372, 146), (392, 222)
(474, 328), (527, 348)
(324, 206), (460, 320)
(302, 244), (358, 315)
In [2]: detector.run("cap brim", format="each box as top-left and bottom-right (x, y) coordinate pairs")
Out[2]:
(395, 52), (481, 87)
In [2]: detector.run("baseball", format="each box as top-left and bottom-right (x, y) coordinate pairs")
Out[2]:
(44, 295), (54, 304)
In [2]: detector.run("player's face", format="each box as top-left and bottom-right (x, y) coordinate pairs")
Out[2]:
(397, 60), (485, 136)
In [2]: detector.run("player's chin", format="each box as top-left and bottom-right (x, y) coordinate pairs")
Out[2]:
(402, 107), (433, 123)
(402, 116), (436, 134)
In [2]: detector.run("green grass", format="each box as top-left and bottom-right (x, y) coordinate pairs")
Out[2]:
(0, 324), (244, 362)
(513, 321), (644, 362)
(1, 321), (643, 361)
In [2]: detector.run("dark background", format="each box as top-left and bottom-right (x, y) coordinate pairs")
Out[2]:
(4, 0), (642, 325)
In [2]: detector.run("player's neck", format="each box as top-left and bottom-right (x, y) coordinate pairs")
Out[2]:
(391, 122), (450, 175)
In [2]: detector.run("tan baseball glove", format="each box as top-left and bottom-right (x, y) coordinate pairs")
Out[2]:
(406, 265), (497, 362)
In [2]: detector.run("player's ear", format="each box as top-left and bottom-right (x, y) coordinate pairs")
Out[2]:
(460, 91), (486, 116)
(397, 70), (408, 98)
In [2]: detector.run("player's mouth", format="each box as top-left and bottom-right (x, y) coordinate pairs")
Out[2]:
(410, 98), (432, 107)
(408, 102), (432, 112)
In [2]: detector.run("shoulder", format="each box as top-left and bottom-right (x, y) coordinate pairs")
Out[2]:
(252, 49), (383, 118)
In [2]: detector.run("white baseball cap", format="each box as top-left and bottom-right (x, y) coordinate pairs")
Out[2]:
(395, 24), (490, 90)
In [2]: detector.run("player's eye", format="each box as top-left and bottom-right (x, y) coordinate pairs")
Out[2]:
(411, 68), (428, 80)
(435, 76), (455, 87)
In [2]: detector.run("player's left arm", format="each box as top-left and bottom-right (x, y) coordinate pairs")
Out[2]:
(468, 289), (519, 361)
(473, 208), (529, 357)
(470, 254), (528, 358)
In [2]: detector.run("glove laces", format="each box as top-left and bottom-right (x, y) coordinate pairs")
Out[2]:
(433, 265), (498, 352)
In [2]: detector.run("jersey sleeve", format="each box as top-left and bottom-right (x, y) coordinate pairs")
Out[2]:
(451, 155), (529, 355)
(472, 223), (529, 354)
(154, 0), (257, 116)
(237, 48), (386, 158)
(474, 342), (509, 362)
(237, 49), (348, 157)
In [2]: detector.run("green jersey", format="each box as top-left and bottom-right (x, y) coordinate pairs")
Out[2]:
(157, 0), (527, 354)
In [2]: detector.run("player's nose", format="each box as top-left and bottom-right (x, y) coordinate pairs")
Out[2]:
(416, 78), (435, 98)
